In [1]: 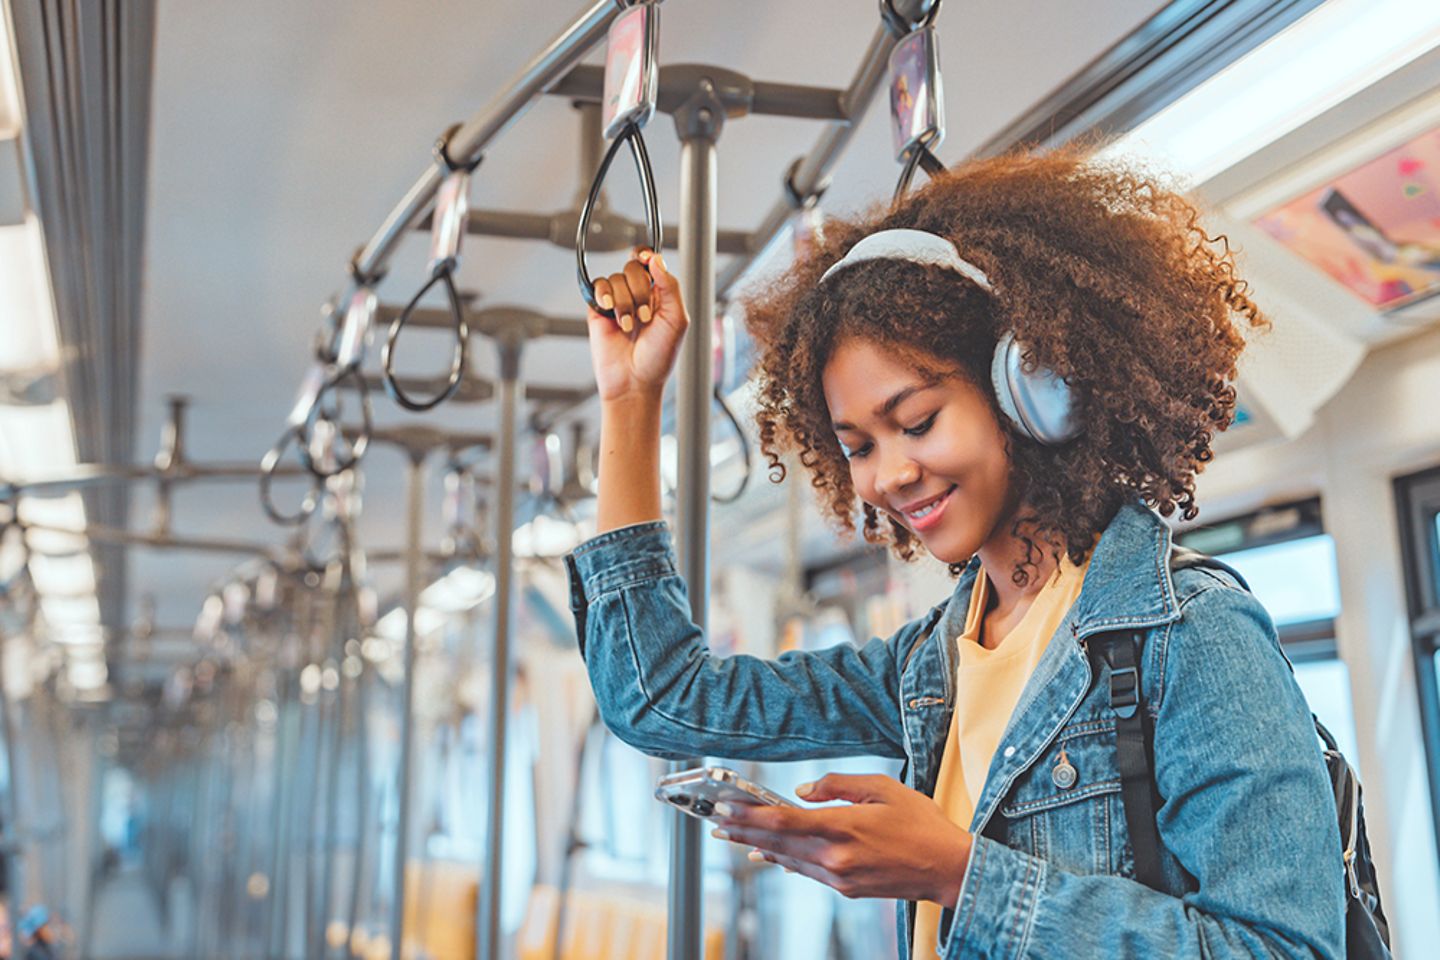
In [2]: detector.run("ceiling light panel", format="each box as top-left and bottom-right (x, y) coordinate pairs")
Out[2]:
(1102, 0), (1440, 185)
(0, 218), (61, 373)
(0, 5), (20, 139)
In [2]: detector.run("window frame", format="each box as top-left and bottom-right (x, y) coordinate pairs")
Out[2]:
(1176, 496), (1338, 658)
(1394, 464), (1440, 870)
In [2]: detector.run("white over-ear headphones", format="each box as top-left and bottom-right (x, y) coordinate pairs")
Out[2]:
(819, 228), (1078, 445)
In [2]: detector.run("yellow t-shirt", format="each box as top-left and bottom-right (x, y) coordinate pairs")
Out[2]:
(912, 552), (1091, 960)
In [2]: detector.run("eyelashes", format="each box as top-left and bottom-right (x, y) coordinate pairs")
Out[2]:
(903, 412), (938, 438)
(840, 411), (939, 460)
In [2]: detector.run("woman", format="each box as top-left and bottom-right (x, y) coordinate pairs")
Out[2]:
(564, 149), (1345, 958)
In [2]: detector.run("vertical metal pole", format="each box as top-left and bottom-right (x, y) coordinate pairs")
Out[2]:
(477, 336), (522, 960)
(0, 639), (24, 921)
(391, 452), (427, 960)
(76, 724), (108, 960)
(669, 91), (722, 960)
(346, 668), (373, 955)
(266, 680), (297, 960)
(287, 690), (318, 956)
(319, 578), (355, 957)
(0, 641), (26, 931)
(311, 673), (340, 960)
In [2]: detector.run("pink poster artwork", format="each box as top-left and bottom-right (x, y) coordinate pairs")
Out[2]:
(1253, 127), (1440, 309)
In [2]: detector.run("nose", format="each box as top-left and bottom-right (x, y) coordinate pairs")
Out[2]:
(874, 443), (922, 500)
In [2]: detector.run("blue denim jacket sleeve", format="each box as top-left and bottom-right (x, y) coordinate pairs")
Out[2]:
(565, 521), (933, 762)
(940, 581), (1346, 959)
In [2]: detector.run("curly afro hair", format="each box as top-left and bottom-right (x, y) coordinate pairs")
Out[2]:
(743, 147), (1266, 585)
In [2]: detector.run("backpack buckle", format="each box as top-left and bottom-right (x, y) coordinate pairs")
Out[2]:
(1109, 665), (1139, 719)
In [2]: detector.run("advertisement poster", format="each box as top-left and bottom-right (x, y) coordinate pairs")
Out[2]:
(889, 30), (938, 160)
(1254, 127), (1440, 309)
(603, 7), (650, 136)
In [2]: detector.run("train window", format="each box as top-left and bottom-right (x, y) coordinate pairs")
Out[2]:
(1178, 498), (1360, 759)
(1213, 535), (1342, 627)
(1395, 464), (1440, 868)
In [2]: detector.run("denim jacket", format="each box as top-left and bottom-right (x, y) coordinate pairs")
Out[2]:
(564, 502), (1346, 958)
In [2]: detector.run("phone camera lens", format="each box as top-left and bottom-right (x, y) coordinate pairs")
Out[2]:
(669, 793), (691, 807)
(692, 798), (714, 817)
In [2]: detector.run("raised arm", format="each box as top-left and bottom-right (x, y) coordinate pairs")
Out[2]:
(569, 249), (939, 763)
(585, 248), (683, 535)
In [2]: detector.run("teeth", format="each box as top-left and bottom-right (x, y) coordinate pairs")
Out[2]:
(907, 490), (949, 519)
(910, 503), (937, 519)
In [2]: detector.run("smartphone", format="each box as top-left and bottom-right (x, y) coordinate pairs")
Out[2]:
(602, 3), (659, 138)
(655, 766), (796, 820)
(888, 25), (944, 161)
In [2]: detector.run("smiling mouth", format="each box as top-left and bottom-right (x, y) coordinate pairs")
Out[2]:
(899, 484), (957, 531)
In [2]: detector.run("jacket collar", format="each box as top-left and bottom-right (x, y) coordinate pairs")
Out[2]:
(940, 500), (1182, 645)
(1068, 500), (1182, 641)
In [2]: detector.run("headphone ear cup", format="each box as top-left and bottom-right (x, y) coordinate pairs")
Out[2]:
(990, 332), (1079, 445)
(990, 334), (1032, 440)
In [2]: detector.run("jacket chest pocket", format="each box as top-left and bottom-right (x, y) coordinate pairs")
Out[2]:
(995, 717), (1133, 878)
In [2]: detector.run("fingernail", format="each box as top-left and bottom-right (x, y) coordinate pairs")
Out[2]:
(638, 304), (651, 324)
(599, 294), (613, 310)
(710, 828), (729, 841)
(638, 249), (651, 262)
(747, 850), (765, 862)
(713, 802), (734, 818)
(619, 314), (633, 333)
(796, 782), (815, 798)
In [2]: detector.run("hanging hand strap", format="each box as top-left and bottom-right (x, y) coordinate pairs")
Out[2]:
(1097, 631), (1165, 890)
(381, 124), (477, 411)
(260, 362), (334, 524)
(300, 366), (372, 477)
(575, 121), (662, 318)
(893, 141), (945, 205)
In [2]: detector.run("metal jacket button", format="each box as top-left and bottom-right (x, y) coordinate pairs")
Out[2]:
(1052, 749), (1077, 790)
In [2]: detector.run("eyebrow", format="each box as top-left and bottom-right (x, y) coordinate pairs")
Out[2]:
(831, 381), (940, 431)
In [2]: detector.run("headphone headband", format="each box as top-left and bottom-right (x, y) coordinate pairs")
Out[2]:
(819, 228), (992, 291)
(818, 228), (1078, 445)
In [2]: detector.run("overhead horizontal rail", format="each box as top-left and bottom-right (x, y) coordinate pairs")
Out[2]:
(0, 461), (306, 500)
(417, 207), (757, 255)
(376, 304), (590, 341)
(24, 522), (284, 559)
(549, 63), (849, 121)
(351, 374), (591, 408)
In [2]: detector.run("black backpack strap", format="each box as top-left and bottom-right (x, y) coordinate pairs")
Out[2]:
(1095, 631), (1165, 890)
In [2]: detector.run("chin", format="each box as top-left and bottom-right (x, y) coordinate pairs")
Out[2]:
(926, 541), (974, 567)
(914, 526), (980, 567)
